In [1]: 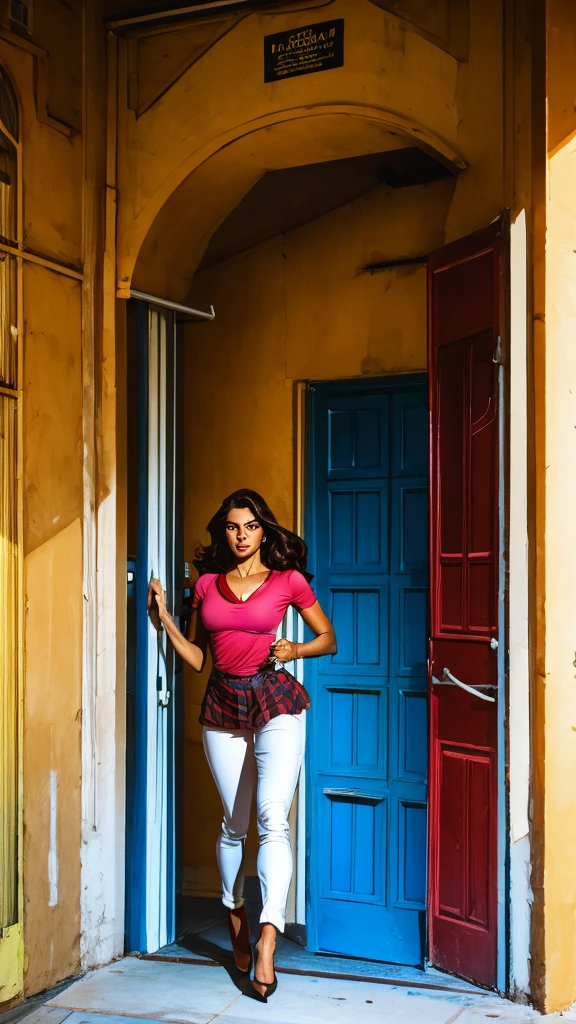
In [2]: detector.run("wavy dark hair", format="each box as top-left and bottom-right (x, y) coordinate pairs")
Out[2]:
(193, 488), (312, 580)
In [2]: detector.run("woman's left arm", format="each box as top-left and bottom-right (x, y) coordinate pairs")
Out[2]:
(271, 601), (337, 663)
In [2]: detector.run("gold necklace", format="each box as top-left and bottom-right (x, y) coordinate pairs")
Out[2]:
(235, 552), (259, 579)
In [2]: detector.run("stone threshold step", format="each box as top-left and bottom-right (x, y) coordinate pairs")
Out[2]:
(140, 951), (490, 997)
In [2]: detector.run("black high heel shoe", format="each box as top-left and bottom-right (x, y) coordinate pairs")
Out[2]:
(251, 941), (278, 1001)
(226, 908), (252, 974)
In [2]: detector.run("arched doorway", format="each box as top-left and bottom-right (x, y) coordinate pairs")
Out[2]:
(122, 106), (465, 303)
(122, 105), (504, 988)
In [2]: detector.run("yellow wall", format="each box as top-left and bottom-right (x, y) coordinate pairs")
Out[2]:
(180, 177), (454, 892)
(22, 265), (83, 994)
(0, 0), (92, 1000)
(533, 0), (576, 1012)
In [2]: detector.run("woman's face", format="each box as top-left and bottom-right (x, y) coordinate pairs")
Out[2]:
(224, 506), (265, 560)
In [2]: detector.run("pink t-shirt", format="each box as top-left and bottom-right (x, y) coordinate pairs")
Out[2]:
(192, 568), (317, 676)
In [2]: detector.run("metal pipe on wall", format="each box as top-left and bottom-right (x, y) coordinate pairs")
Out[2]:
(129, 290), (215, 321)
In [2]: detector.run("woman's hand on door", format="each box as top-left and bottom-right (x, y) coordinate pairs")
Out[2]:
(148, 577), (207, 672)
(148, 577), (167, 632)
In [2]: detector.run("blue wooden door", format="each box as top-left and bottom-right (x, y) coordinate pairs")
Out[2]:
(125, 301), (178, 953)
(306, 377), (429, 965)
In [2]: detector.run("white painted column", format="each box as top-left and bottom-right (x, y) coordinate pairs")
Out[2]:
(80, 21), (124, 969)
(508, 210), (532, 998)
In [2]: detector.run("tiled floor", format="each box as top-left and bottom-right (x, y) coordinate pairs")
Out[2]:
(6, 897), (576, 1024)
(22, 955), (568, 1024)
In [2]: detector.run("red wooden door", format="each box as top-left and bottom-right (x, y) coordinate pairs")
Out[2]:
(427, 216), (507, 987)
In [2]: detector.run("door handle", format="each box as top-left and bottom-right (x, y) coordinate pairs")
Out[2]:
(323, 788), (385, 803)
(432, 667), (496, 703)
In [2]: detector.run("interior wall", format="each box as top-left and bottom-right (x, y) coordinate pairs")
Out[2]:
(0, 0), (100, 998)
(179, 177), (455, 895)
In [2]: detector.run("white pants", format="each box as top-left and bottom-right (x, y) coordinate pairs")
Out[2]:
(202, 711), (305, 933)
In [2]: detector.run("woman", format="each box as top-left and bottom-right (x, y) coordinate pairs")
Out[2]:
(148, 488), (336, 1002)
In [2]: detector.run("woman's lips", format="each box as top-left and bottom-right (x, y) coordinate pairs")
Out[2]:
(237, 545), (248, 551)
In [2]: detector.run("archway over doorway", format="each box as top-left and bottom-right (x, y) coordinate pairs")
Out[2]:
(127, 105), (465, 300)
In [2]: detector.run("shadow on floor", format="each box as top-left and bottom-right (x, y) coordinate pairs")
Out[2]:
(155, 883), (487, 996)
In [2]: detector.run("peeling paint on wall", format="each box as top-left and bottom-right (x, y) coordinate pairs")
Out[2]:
(48, 771), (58, 908)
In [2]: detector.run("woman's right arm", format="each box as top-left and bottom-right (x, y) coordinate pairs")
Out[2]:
(148, 577), (207, 673)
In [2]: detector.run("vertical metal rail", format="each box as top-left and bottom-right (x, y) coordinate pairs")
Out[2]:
(497, 215), (512, 994)
(293, 382), (308, 932)
(497, 356), (508, 994)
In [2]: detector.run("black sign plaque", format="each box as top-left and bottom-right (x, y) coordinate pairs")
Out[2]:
(264, 19), (344, 83)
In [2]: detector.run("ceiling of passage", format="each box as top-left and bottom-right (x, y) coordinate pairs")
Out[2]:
(199, 146), (455, 270)
(130, 112), (462, 301)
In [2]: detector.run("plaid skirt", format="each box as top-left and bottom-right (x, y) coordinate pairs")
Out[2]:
(199, 663), (311, 732)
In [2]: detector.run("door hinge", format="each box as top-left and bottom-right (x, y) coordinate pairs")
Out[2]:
(493, 335), (503, 365)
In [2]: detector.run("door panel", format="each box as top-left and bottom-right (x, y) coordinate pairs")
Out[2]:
(428, 217), (506, 987)
(329, 583), (389, 674)
(328, 482), (390, 574)
(125, 301), (178, 953)
(308, 378), (428, 966)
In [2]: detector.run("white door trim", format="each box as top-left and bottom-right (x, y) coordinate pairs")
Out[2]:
(507, 210), (532, 998)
